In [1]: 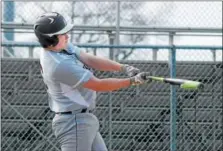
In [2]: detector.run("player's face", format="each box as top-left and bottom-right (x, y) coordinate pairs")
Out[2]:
(47, 33), (69, 52)
(50, 33), (69, 51)
(57, 33), (69, 49)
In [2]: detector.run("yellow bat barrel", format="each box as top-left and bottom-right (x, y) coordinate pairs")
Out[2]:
(180, 81), (204, 90)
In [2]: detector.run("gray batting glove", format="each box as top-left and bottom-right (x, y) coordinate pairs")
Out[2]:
(121, 64), (140, 77)
(130, 72), (151, 86)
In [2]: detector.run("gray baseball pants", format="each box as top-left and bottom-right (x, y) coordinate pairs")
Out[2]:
(52, 112), (108, 151)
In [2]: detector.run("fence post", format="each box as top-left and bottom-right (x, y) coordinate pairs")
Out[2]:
(115, 1), (120, 61)
(152, 48), (158, 61)
(108, 92), (113, 151)
(211, 49), (216, 62)
(28, 47), (34, 58)
(169, 32), (177, 151)
(4, 1), (15, 57)
(108, 29), (114, 151)
(108, 31), (115, 60)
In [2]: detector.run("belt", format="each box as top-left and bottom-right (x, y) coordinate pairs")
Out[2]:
(55, 108), (91, 115)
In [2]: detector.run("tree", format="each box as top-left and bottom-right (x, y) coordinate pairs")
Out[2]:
(8, 1), (176, 59)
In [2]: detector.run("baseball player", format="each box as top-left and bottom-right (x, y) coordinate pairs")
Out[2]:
(34, 12), (150, 151)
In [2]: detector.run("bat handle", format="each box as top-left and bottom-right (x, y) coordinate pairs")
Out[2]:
(145, 76), (164, 82)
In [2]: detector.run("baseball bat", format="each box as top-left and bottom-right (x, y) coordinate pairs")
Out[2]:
(145, 76), (204, 90)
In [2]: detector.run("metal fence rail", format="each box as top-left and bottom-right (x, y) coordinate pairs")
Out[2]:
(1, 44), (222, 151)
(2, 42), (223, 61)
(1, 1), (222, 150)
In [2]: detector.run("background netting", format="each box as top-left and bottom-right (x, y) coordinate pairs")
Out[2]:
(1, 51), (222, 151)
(1, 1), (222, 151)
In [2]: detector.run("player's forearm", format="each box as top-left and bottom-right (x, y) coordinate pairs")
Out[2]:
(83, 72), (150, 91)
(90, 78), (131, 91)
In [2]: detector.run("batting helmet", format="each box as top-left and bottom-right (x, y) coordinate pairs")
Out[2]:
(34, 12), (73, 48)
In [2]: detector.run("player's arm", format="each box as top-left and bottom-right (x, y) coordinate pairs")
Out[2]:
(83, 76), (131, 91)
(83, 72), (152, 92)
(54, 60), (149, 92)
(79, 51), (122, 71)
(79, 51), (140, 76)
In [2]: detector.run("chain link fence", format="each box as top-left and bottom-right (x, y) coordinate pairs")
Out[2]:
(1, 1), (222, 151)
(2, 1), (222, 47)
(175, 50), (222, 151)
(1, 46), (222, 151)
(2, 1), (222, 28)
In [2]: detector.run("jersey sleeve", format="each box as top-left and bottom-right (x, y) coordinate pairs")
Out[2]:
(54, 59), (92, 88)
(66, 43), (81, 59)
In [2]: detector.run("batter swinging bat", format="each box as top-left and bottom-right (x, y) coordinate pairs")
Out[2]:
(145, 76), (204, 90)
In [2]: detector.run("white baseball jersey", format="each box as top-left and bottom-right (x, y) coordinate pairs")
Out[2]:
(40, 43), (96, 112)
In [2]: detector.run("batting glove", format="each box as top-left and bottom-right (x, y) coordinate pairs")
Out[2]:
(121, 64), (140, 77)
(130, 72), (151, 85)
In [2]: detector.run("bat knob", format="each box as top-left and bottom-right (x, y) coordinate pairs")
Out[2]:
(139, 72), (153, 83)
(198, 83), (204, 89)
(145, 73), (153, 82)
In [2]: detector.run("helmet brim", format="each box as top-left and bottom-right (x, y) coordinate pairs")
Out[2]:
(43, 23), (74, 37)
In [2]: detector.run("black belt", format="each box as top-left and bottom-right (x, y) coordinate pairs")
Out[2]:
(55, 108), (89, 115)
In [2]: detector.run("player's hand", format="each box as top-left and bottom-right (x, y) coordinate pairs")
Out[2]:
(121, 64), (140, 77)
(130, 72), (151, 85)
